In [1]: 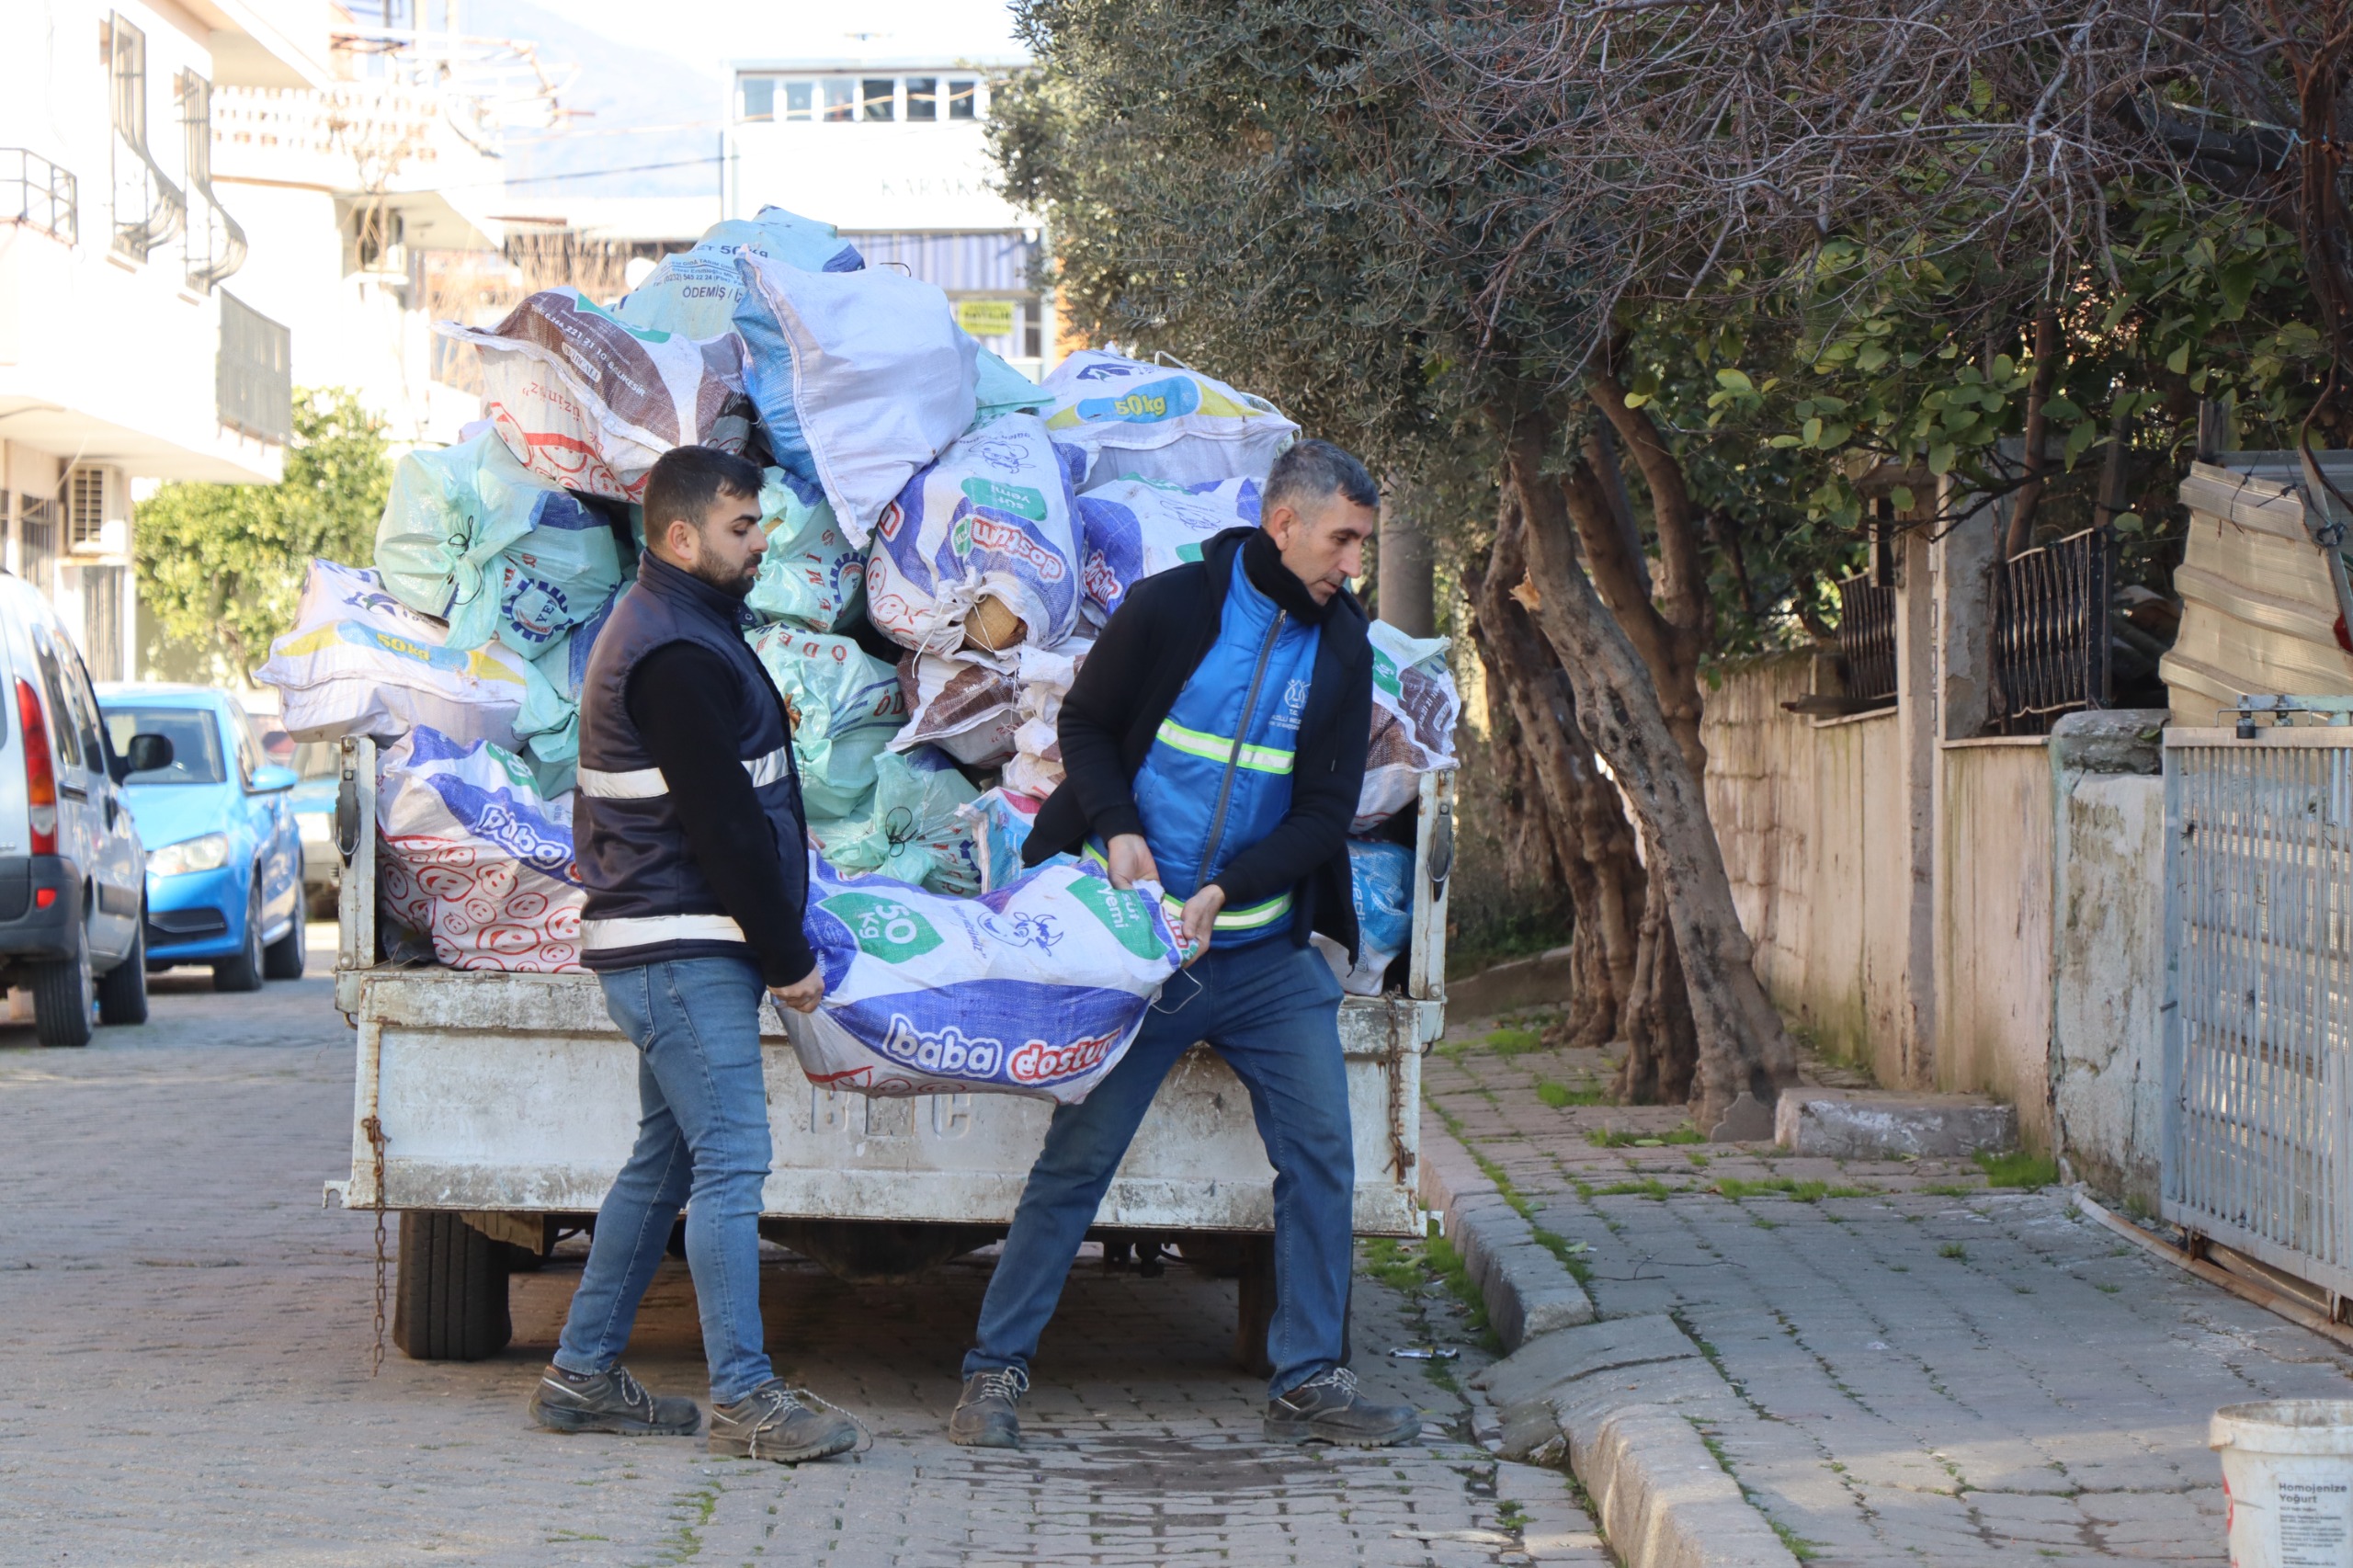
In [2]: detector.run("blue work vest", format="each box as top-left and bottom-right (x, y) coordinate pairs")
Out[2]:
(573, 554), (805, 971)
(1112, 553), (1321, 948)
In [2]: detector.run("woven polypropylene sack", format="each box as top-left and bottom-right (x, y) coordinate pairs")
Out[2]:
(1041, 350), (1297, 493)
(376, 727), (584, 972)
(1074, 476), (1258, 625)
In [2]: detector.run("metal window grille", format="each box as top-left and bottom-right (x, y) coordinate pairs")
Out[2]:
(177, 72), (246, 292)
(2, 149), (77, 246)
(1991, 525), (2111, 735)
(216, 291), (292, 444)
(20, 496), (58, 588)
(107, 14), (185, 262)
(2164, 718), (2353, 1302)
(1835, 575), (1897, 707)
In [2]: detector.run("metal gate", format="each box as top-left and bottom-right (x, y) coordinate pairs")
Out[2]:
(2164, 701), (2353, 1300)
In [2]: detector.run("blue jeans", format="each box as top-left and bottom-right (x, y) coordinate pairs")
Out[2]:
(553, 956), (775, 1403)
(963, 937), (1354, 1399)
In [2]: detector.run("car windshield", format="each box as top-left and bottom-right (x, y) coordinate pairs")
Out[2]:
(102, 708), (225, 785)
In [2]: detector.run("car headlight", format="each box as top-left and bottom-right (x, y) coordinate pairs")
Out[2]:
(298, 812), (333, 845)
(148, 833), (231, 877)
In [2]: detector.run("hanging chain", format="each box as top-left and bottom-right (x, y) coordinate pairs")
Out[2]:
(363, 1113), (389, 1377)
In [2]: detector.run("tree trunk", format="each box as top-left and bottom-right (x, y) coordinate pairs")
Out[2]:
(1467, 501), (1643, 1049)
(1615, 860), (1698, 1105)
(1376, 483), (1438, 638)
(1500, 414), (1799, 1129)
(2005, 308), (2063, 558)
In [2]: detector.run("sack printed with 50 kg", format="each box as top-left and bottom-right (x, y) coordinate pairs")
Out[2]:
(787, 856), (1181, 1104)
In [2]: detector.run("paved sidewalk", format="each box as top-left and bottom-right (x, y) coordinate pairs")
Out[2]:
(1426, 1008), (2353, 1567)
(0, 937), (1600, 1567)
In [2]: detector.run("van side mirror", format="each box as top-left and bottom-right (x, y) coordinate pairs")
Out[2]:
(124, 733), (174, 777)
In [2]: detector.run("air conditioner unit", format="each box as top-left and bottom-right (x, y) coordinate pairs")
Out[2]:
(65, 464), (128, 555)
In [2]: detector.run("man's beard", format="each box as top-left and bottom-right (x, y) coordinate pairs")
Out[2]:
(688, 554), (758, 599)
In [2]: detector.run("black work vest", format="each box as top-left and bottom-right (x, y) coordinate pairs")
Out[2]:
(574, 553), (805, 971)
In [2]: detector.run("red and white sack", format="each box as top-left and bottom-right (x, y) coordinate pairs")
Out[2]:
(376, 727), (585, 972)
(437, 290), (755, 503)
(1356, 622), (1461, 832)
(890, 649), (1019, 767)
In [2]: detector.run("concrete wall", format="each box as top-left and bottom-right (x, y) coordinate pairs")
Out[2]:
(1935, 741), (2055, 1149)
(1703, 654), (1916, 1086)
(2048, 717), (2168, 1210)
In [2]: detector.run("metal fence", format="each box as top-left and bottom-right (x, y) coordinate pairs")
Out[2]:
(216, 291), (292, 445)
(1992, 526), (2111, 734)
(2, 149), (76, 246)
(2164, 708), (2353, 1304)
(1835, 574), (1897, 709)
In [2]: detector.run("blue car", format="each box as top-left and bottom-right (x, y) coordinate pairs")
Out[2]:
(97, 685), (306, 989)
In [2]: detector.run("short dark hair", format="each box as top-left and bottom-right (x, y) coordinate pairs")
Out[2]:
(1263, 438), (1380, 517)
(642, 446), (762, 540)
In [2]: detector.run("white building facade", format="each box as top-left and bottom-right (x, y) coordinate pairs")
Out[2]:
(722, 52), (1052, 380)
(0, 0), (333, 679)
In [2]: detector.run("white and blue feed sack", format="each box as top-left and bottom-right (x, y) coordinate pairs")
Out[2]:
(1075, 475), (1259, 624)
(1357, 621), (1461, 832)
(789, 856), (1182, 1103)
(1317, 838), (1415, 996)
(376, 727), (585, 972)
(256, 560), (546, 751)
(864, 414), (1086, 653)
(731, 253), (976, 543)
(1041, 350), (1298, 492)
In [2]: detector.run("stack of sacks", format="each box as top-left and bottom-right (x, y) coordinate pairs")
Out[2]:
(747, 624), (907, 820)
(373, 430), (625, 660)
(375, 727), (585, 971)
(435, 290), (755, 502)
(511, 587), (619, 798)
(256, 561), (546, 752)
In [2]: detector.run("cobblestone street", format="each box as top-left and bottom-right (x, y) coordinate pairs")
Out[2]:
(0, 935), (1595, 1568)
(1427, 1010), (2353, 1567)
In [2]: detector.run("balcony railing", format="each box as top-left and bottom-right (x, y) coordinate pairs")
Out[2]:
(217, 291), (292, 445)
(2, 150), (77, 246)
(1835, 574), (1899, 710)
(1991, 526), (2112, 735)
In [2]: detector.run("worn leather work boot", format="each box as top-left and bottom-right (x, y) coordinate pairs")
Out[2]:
(708, 1379), (860, 1463)
(1263, 1368), (1423, 1446)
(529, 1363), (701, 1436)
(948, 1367), (1029, 1449)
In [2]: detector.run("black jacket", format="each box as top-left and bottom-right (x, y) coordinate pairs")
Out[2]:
(1024, 527), (1374, 958)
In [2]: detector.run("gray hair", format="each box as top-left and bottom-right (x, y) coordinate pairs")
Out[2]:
(1263, 438), (1380, 517)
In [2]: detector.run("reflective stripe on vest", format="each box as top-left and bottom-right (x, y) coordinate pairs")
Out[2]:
(577, 743), (797, 801)
(582, 913), (747, 950)
(1153, 716), (1294, 776)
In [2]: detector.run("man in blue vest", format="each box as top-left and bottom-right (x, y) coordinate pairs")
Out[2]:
(528, 446), (859, 1464)
(949, 439), (1422, 1449)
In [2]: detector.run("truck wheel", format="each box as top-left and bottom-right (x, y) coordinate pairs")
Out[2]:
(31, 926), (94, 1049)
(212, 881), (265, 993)
(392, 1211), (512, 1361)
(262, 916), (304, 981)
(97, 919), (148, 1025)
(1232, 1237), (1353, 1377)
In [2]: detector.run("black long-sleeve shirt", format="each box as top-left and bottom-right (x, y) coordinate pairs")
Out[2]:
(624, 641), (816, 987)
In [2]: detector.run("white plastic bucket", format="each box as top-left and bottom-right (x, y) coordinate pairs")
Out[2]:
(2212, 1401), (2353, 1568)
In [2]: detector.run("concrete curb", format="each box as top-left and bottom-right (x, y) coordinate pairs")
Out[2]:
(1417, 1124), (1595, 1348)
(1418, 1126), (1799, 1568)
(1445, 945), (1575, 1018)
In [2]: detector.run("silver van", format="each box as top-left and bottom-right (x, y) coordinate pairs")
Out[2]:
(0, 575), (169, 1045)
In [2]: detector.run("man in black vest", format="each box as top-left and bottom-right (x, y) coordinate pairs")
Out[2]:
(527, 446), (858, 1464)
